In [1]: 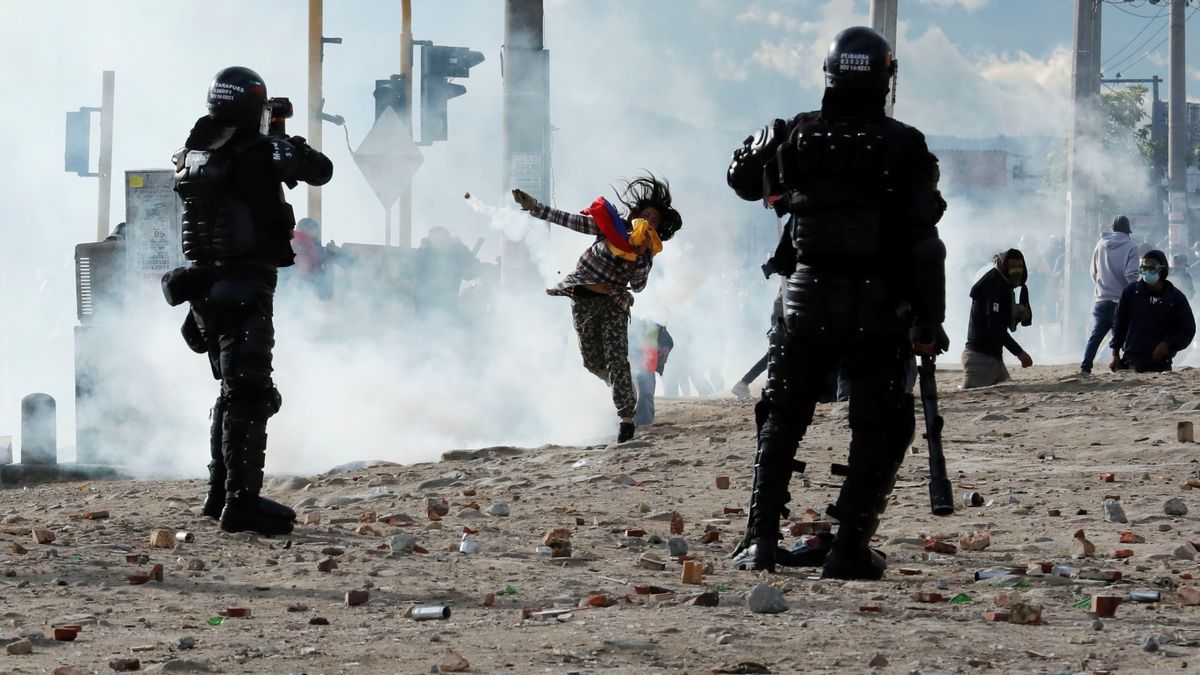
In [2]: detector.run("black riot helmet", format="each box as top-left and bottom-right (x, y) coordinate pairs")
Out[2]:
(206, 66), (268, 127)
(823, 26), (896, 90)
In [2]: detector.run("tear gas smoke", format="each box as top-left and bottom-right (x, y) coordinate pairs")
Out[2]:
(0, 0), (1173, 477)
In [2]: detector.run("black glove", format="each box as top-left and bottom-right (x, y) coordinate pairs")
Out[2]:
(911, 323), (950, 354)
(512, 189), (539, 212)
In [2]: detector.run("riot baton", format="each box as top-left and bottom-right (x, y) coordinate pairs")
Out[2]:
(917, 354), (955, 516)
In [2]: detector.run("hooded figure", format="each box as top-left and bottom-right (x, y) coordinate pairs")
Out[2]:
(1110, 249), (1196, 373)
(962, 248), (1033, 389)
(1080, 215), (1141, 373)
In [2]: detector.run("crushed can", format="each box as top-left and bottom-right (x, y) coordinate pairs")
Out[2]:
(963, 491), (985, 507)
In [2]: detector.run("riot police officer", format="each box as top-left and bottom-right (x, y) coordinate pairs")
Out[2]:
(726, 27), (947, 579)
(164, 67), (333, 536)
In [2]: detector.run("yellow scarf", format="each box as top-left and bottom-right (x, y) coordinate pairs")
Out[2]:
(609, 218), (663, 261)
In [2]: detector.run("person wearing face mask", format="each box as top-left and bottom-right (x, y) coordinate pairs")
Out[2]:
(961, 248), (1033, 389)
(512, 174), (682, 443)
(1109, 250), (1195, 373)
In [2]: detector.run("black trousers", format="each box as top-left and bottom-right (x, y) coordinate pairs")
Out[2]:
(189, 272), (281, 503)
(749, 320), (915, 540)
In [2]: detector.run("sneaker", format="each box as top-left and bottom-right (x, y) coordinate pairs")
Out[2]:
(617, 422), (635, 443)
(731, 381), (751, 399)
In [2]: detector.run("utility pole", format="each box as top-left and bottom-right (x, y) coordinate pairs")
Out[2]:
(870, 0), (898, 116)
(398, 0), (414, 248)
(502, 0), (550, 288)
(307, 0), (323, 226)
(1168, 0), (1188, 258)
(1063, 0), (1101, 337)
(96, 71), (114, 241)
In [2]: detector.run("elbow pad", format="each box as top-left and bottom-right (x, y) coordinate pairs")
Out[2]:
(273, 137), (334, 186)
(913, 234), (947, 325)
(727, 119), (787, 202)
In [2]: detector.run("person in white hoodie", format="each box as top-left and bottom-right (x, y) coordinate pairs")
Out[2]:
(1081, 215), (1140, 373)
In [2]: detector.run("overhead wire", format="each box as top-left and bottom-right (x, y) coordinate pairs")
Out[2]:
(1109, 3), (1198, 75)
(1100, 2), (1166, 68)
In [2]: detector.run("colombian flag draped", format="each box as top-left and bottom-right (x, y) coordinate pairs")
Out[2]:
(580, 197), (662, 261)
(581, 197), (635, 256)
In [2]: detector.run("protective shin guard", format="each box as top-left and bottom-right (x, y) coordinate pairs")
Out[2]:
(202, 396), (227, 519)
(732, 401), (803, 572)
(220, 412), (294, 536)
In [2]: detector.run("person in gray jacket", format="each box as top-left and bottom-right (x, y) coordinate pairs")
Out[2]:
(1081, 215), (1140, 373)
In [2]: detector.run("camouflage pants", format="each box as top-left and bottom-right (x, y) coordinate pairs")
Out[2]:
(572, 295), (636, 419)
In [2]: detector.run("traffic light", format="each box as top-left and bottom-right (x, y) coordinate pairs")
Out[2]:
(373, 74), (409, 121)
(419, 45), (484, 144)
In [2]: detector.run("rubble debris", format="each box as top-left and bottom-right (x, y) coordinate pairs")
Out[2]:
(1165, 498), (1189, 516)
(149, 529), (174, 549)
(1071, 530), (1096, 558)
(715, 476), (730, 490)
(747, 584), (788, 614)
(1102, 499), (1127, 524)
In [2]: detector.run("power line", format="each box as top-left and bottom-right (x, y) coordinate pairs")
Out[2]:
(1101, 2), (1165, 67)
(1110, 4), (1198, 75)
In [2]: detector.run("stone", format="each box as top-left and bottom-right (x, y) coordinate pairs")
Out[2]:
(686, 590), (720, 607)
(1103, 499), (1127, 524)
(958, 531), (991, 552)
(1165, 498), (1189, 516)
(923, 538), (957, 555)
(868, 653), (889, 668)
(638, 553), (667, 571)
(388, 533), (417, 554)
(455, 508), (484, 519)
(439, 649), (470, 672)
(318, 495), (360, 508)
(670, 512), (684, 535)
(149, 529), (174, 549)
(613, 474), (637, 486)
(644, 510), (675, 521)
(156, 659), (214, 672)
(5, 638), (32, 654)
(1178, 586), (1200, 606)
(542, 528), (572, 557)
(747, 583), (788, 614)
(1175, 542), (1198, 561)
(316, 558), (338, 573)
(1071, 530), (1096, 558)
(186, 559), (206, 571)
(1118, 531), (1145, 544)
(1007, 602), (1042, 625)
(1179, 421), (1194, 443)
(483, 502), (510, 517)
(1142, 633), (1160, 653)
(666, 537), (688, 557)
(108, 658), (141, 671)
(417, 476), (460, 490)
(426, 498), (450, 516)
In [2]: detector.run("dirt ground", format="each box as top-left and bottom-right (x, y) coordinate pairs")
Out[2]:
(4, 363), (1200, 674)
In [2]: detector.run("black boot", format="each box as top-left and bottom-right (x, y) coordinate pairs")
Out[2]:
(617, 422), (635, 443)
(219, 405), (294, 536)
(202, 396), (227, 519)
(821, 477), (891, 580)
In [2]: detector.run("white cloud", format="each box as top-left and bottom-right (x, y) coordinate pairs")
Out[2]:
(712, 49), (750, 82)
(918, 0), (991, 10)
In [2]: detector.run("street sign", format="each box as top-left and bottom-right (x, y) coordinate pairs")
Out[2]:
(353, 106), (424, 208)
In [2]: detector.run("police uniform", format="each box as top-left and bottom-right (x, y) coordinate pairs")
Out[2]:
(164, 67), (333, 536)
(726, 28), (947, 579)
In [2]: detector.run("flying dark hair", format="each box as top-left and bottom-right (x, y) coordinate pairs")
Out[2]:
(614, 173), (682, 241)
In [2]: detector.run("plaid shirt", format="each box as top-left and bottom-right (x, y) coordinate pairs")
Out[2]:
(534, 203), (653, 312)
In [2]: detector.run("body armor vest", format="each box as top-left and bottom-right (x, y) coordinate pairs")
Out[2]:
(772, 119), (895, 261)
(175, 137), (265, 263)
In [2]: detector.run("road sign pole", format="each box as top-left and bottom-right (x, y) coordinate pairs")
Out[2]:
(385, 204), (393, 246)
